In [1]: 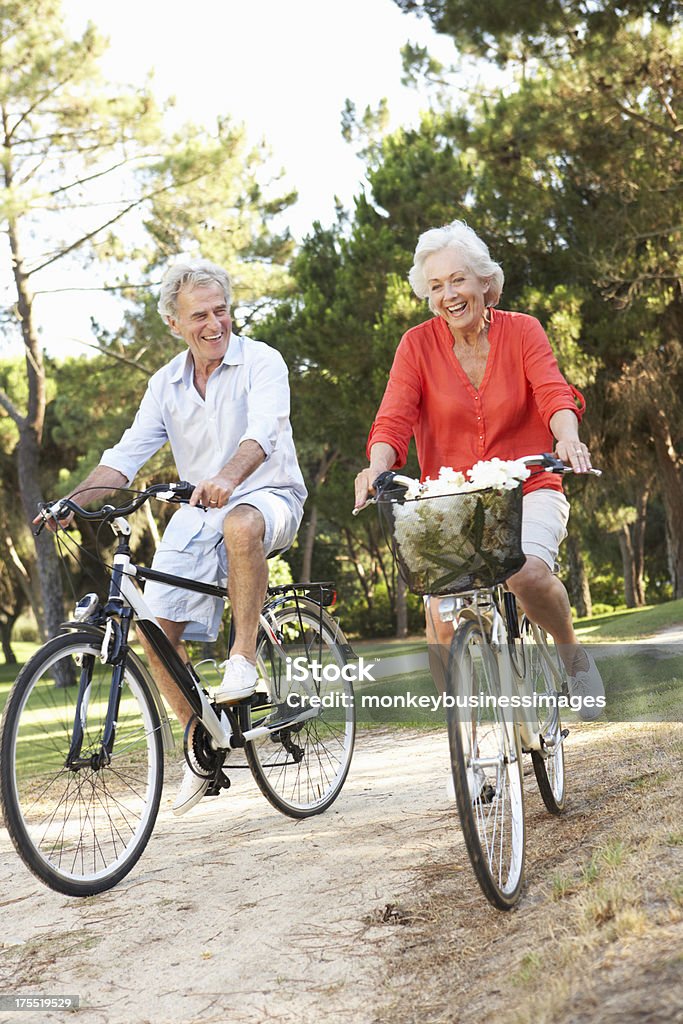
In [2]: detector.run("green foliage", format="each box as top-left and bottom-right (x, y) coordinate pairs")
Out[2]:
(267, 555), (293, 588)
(393, 0), (678, 64)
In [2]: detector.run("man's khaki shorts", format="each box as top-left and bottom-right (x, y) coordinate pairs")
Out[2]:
(142, 490), (302, 643)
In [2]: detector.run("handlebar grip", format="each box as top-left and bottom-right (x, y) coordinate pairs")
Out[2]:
(170, 481), (196, 500)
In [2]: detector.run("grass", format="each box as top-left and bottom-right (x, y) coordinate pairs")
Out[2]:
(2, 599), (682, 742)
(512, 951), (543, 986)
(574, 597), (683, 641)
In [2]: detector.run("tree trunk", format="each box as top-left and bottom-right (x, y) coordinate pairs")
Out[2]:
(16, 423), (68, 640)
(565, 532), (592, 617)
(618, 525), (637, 608)
(648, 408), (683, 598)
(395, 571), (408, 639)
(143, 498), (160, 547)
(631, 481), (650, 606)
(0, 615), (19, 664)
(300, 503), (318, 583)
(299, 449), (339, 584)
(2, 531), (34, 605)
(15, 426), (74, 685)
(5, 212), (72, 683)
(343, 527), (373, 622)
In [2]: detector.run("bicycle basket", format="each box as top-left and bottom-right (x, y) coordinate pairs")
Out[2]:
(377, 484), (525, 596)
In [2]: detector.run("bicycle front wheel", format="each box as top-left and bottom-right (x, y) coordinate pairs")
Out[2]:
(447, 620), (525, 910)
(245, 605), (355, 818)
(524, 621), (567, 814)
(0, 631), (164, 896)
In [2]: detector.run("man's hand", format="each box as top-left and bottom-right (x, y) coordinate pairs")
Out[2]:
(32, 501), (74, 533)
(190, 474), (236, 509)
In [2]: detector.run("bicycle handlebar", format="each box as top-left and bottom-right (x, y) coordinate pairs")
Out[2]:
(34, 481), (198, 536)
(353, 453), (601, 515)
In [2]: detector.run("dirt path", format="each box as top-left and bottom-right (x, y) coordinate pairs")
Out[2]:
(1, 721), (681, 1024)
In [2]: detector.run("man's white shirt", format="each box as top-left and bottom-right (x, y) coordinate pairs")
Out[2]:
(100, 333), (307, 546)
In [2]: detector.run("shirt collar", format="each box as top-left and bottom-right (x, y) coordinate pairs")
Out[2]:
(168, 332), (245, 387)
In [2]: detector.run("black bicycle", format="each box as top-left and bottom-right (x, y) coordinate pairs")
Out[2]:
(0, 483), (356, 896)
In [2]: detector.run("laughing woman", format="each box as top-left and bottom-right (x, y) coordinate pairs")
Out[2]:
(354, 220), (603, 719)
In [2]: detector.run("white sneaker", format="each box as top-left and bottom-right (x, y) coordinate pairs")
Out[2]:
(172, 752), (210, 816)
(568, 651), (605, 721)
(214, 655), (258, 704)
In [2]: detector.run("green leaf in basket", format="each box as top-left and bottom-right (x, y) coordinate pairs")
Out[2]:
(430, 567), (470, 591)
(421, 549), (464, 571)
(473, 498), (485, 549)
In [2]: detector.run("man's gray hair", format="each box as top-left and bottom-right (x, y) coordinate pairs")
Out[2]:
(408, 220), (504, 309)
(157, 259), (232, 324)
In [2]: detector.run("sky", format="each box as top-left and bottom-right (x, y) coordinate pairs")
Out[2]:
(10, 0), (468, 356)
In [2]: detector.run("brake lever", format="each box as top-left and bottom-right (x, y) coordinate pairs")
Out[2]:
(33, 501), (71, 537)
(352, 496), (376, 517)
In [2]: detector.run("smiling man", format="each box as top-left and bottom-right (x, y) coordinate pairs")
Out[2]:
(58, 260), (307, 813)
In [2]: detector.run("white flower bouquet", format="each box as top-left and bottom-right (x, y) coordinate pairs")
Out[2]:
(383, 459), (529, 595)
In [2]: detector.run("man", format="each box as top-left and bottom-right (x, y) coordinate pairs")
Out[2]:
(48, 259), (307, 814)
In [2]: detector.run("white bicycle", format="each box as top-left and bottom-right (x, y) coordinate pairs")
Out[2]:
(369, 453), (600, 909)
(1, 483), (356, 896)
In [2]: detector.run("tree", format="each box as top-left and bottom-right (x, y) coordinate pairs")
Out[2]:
(0, 1), (163, 647)
(393, 0), (678, 64)
(393, 1), (683, 595)
(0, 1), (299, 657)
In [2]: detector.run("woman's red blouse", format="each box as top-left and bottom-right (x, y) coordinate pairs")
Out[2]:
(367, 308), (584, 494)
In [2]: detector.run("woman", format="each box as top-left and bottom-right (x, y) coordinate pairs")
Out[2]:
(354, 220), (603, 719)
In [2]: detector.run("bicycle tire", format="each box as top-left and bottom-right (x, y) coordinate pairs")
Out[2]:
(245, 605), (355, 818)
(0, 631), (164, 896)
(446, 619), (525, 910)
(524, 621), (567, 814)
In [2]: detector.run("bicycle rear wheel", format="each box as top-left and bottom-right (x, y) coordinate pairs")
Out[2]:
(447, 619), (525, 910)
(0, 631), (163, 896)
(523, 620), (567, 814)
(245, 605), (355, 818)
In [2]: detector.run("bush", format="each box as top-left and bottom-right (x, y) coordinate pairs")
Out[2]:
(589, 603), (615, 617)
(12, 612), (39, 644)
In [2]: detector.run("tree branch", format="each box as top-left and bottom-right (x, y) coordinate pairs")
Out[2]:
(49, 154), (162, 197)
(32, 282), (160, 295)
(0, 387), (26, 427)
(7, 67), (81, 141)
(28, 170), (208, 275)
(69, 339), (154, 376)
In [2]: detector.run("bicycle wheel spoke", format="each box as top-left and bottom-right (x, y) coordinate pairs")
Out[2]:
(246, 606), (355, 818)
(524, 622), (567, 814)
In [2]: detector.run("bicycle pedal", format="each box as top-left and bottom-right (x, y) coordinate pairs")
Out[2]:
(205, 771), (231, 797)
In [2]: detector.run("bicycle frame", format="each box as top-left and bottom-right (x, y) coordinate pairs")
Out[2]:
(66, 513), (334, 761)
(438, 586), (565, 755)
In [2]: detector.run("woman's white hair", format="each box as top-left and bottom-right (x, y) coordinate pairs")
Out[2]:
(157, 259), (232, 325)
(408, 220), (504, 309)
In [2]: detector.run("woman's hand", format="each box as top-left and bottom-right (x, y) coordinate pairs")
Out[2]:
(354, 468), (376, 510)
(355, 443), (399, 509)
(554, 438), (593, 475)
